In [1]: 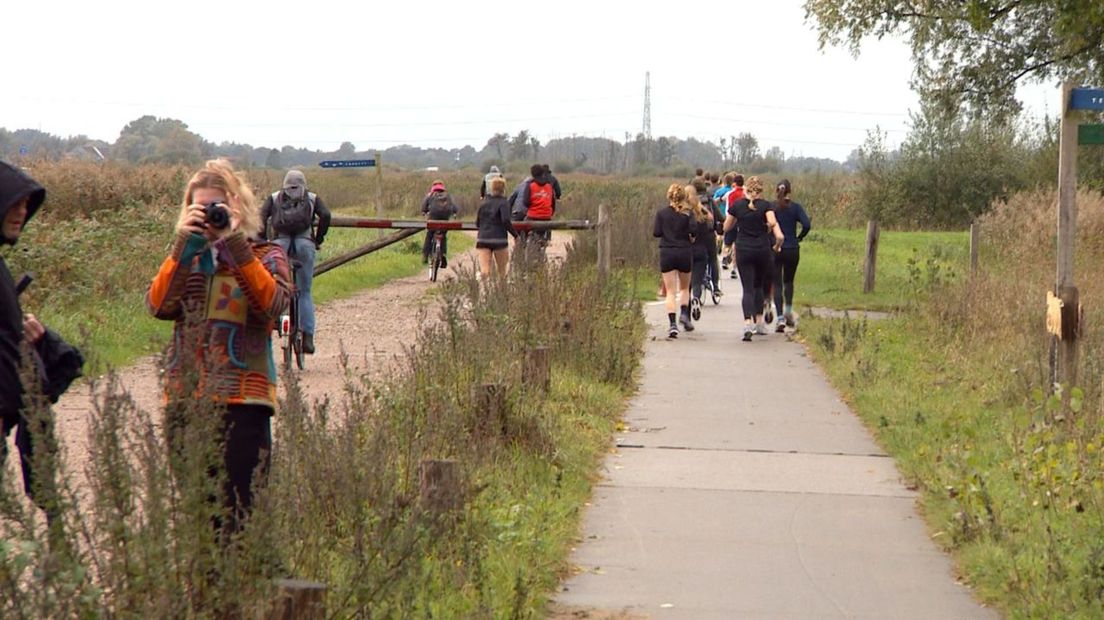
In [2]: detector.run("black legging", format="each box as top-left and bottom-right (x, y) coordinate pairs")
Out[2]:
(736, 247), (773, 320)
(773, 247), (800, 316)
(691, 249), (710, 301)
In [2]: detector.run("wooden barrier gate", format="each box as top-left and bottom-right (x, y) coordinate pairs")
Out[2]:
(315, 209), (610, 279)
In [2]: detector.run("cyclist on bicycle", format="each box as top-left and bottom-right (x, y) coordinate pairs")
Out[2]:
(260, 169), (331, 355)
(519, 164), (556, 249)
(421, 181), (458, 268)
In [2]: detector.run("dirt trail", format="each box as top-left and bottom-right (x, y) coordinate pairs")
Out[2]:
(29, 234), (571, 486)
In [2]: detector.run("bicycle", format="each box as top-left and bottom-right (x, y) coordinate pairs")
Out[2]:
(277, 253), (305, 371)
(429, 228), (446, 282)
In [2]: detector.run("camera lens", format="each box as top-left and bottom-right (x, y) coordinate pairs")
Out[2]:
(204, 203), (230, 230)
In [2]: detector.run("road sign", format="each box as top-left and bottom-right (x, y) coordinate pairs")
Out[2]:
(1069, 88), (1104, 111)
(1079, 124), (1104, 145)
(319, 159), (375, 169)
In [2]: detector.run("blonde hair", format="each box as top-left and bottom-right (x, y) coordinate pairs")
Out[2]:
(489, 176), (507, 197)
(666, 183), (689, 213)
(745, 176), (764, 211)
(685, 184), (708, 223)
(178, 159), (260, 238)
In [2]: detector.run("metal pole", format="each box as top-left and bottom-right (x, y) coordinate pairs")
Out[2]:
(1054, 81), (1080, 387)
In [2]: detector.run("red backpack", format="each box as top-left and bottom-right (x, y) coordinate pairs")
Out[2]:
(526, 181), (554, 219)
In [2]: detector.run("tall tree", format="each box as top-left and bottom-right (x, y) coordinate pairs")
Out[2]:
(735, 133), (759, 166)
(510, 130), (531, 161)
(805, 0), (1104, 117)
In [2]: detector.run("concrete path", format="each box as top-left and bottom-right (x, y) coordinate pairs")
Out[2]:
(553, 295), (996, 619)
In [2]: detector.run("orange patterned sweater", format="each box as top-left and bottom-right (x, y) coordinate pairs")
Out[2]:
(146, 230), (291, 410)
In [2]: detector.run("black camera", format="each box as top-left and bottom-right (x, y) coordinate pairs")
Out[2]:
(204, 202), (231, 230)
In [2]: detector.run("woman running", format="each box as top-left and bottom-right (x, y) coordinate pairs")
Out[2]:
(771, 179), (811, 331)
(475, 176), (516, 279)
(687, 181), (716, 320)
(654, 183), (695, 338)
(723, 176), (784, 341)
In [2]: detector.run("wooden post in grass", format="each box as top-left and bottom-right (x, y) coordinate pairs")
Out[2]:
(524, 346), (551, 393)
(472, 383), (507, 437)
(269, 579), (326, 620)
(969, 222), (980, 276)
(862, 219), (880, 294)
(375, 151), (384, 218)
(419, 459), (462, 513)
(1052, 81), (1082, 387)
(597, 203), (611, 283)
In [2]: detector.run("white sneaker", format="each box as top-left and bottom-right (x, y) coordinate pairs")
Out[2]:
(756, 322), (770, 336)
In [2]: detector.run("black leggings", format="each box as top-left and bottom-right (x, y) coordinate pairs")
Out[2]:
(691, 250), (710, 301)
(167, 403), (272, 537)
(736, 247), (773, 320)
(773, 247), (800, 315)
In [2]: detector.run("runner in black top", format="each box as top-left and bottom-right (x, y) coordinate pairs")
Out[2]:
(723, 176), (784, 341)
(688, 182), (716, 320)
(653, 183), (695, 338)
(475, 177), (517, 279)
(771, 179), (811, 331)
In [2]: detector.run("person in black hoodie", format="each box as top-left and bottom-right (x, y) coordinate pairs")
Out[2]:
(0, 161), (72, 524)
(421, 180), (458, 269)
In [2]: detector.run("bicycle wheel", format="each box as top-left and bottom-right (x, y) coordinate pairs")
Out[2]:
(430, 237), (442, 282)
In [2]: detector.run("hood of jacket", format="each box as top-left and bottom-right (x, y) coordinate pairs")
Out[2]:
(0, 161), (45, 246)
(530, 174), (551, 187)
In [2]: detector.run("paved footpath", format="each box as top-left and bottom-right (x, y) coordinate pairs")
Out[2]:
(554, 295), (997, 619)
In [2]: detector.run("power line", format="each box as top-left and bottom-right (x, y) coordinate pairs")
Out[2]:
(666, 96), (911, 118)
(666, 112), (907, 133)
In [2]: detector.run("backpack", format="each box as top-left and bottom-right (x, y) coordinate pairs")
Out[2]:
(270, 190), (316, 236)
(426, 191), (455, 220)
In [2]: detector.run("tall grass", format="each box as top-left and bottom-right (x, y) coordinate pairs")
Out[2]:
(802, 189), (1104, 617)
(0, 243), (646, 617)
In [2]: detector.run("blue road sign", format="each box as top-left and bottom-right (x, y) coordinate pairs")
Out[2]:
(319, 159), (375, 169)
(18, 145), (28, 156)
(1070, 88), (1104, 111)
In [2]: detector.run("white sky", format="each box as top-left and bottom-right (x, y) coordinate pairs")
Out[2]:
(6, 0), (1060, 161)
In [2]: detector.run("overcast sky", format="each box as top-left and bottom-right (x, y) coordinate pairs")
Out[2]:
(7, 0), (1059, 161)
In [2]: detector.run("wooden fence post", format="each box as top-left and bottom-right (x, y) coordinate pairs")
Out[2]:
(969, 222), (980, 276)
(597, 203), (611, 283)
(1053, 81), (1081, 388)
(471, 383), (507, 437)
(269, 579), (326, 620)
(523, 346), (551, 393)
(419, 459), (462, 513)
(862, 220), (880, 294)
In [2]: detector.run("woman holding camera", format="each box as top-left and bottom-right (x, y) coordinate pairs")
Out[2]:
(146, 159), (291, 535)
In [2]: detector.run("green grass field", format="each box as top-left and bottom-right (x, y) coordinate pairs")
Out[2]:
(797, 229), (968, 311)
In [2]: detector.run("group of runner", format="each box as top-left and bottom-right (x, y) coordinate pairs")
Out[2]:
(653, 169), (811, 340)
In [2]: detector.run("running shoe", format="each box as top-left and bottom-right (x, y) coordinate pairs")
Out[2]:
(690, 298), (702, 321)
(680, 309), (695, 332)
(742, 325), (754, 341)
(775, 318), (786, 333)
(668, 323), (679, 339)
(785, 312), (795, 328)
(756, 322), (770, 336)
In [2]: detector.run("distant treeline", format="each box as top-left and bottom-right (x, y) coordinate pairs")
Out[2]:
(0, 116), (848, 176)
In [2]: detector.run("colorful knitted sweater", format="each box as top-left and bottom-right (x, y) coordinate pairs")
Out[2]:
(146, 230), (291, 410)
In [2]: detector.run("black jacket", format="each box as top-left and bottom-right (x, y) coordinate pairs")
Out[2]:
(0, 161), (46, 423)
(475, 196), (516, 244)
